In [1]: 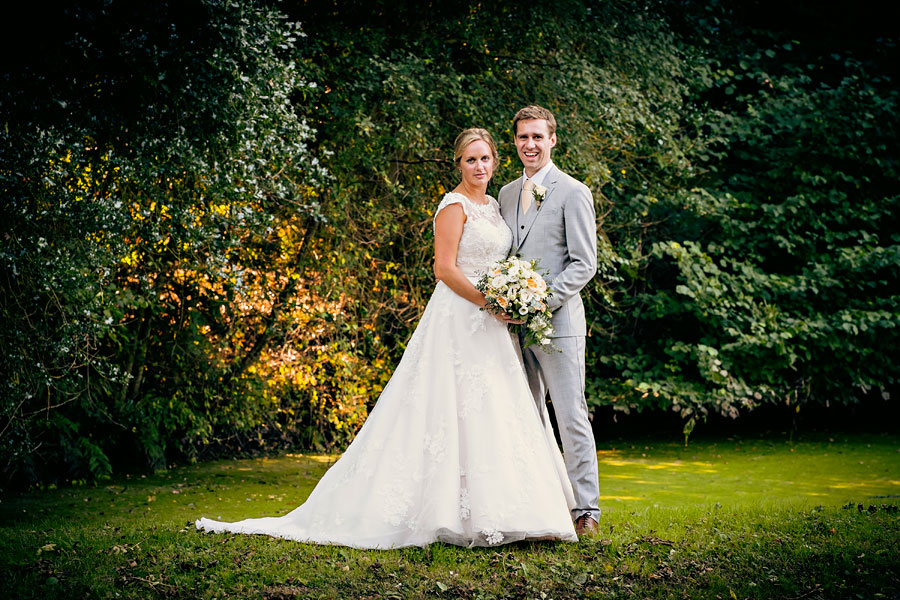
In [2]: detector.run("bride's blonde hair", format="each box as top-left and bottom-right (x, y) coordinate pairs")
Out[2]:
(453, 128), (499, 170)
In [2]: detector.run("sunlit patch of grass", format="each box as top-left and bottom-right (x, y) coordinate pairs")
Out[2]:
(1, 433), (898, 599)
(594, 432), (900, 514)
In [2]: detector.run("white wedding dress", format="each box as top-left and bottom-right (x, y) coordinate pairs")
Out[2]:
(196, 192), (577, 548)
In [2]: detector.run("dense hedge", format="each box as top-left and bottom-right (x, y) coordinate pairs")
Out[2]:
(1, 0), (897, 485)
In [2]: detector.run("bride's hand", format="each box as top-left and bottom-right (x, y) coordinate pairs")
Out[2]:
(488, 308), (524, 325)
(479, 295), (524, 324)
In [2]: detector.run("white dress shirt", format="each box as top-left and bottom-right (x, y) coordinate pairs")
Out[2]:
(523, 160), (555, 188)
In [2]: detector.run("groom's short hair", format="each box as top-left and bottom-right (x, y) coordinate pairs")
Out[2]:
(513, 105), (557, 137)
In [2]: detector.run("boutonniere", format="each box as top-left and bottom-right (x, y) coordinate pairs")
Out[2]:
(532, 184), (548, 210)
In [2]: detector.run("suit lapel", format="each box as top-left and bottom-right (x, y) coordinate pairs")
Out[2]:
(502, 176), (523, 238)
(517, 165), (561, 248)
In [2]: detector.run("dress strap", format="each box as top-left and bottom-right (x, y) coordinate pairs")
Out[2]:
(433, 193), (469, 229)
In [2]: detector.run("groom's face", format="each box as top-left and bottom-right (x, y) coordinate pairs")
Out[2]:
(515, 119), (556, 176)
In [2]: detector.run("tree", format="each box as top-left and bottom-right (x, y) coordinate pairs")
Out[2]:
(1, 0), (325, 484)
(593, 0), (900, 428)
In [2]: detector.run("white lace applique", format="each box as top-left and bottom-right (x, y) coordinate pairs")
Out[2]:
(431, 286), (453, 318)
(380, 481), (413, 527)
(510, 409), (540, 474)
(458, 364), (486, 420)
(482, 527), (504, 545)
(469, 307), (488, 334)
(451, 345), (463, 370)
(377, 451), (416, 526)
(424, 425), (447, 464)
(459, 488), (471, 520)
(339, 439), (383, 484)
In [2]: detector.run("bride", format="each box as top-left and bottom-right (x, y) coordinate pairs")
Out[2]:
(196, 128), (578, 548)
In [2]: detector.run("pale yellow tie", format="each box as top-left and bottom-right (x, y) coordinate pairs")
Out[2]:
(520, 179), (535, 214)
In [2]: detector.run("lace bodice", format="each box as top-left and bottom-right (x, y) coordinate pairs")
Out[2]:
(433, 192), (512, 277)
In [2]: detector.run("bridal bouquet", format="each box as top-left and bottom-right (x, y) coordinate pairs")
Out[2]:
(476, 256), (557, 351)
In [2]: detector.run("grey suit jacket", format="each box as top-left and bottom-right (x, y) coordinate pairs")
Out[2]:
(499, 165), (597, 337)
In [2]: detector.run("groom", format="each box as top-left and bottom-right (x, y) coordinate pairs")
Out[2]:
(499, 105), (601, 536)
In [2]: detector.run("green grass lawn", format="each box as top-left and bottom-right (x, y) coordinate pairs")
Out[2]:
(595, 433), (900, 511)
(2, 432), (898, 599)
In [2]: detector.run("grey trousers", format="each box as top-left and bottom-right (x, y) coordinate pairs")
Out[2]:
(522, 336), (600, 521)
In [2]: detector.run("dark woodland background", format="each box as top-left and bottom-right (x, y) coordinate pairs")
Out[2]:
(1, 0), (898, 488)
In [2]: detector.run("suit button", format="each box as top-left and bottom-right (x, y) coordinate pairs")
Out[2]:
(520, 225), (525, 229)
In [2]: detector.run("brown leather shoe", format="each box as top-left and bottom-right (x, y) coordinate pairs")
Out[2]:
(574, 514), (599, 537)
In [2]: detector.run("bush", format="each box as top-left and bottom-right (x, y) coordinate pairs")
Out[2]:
(2, 0), (897, 485)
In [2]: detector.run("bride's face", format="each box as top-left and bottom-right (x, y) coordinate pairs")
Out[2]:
(458, 140), (494, 187)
